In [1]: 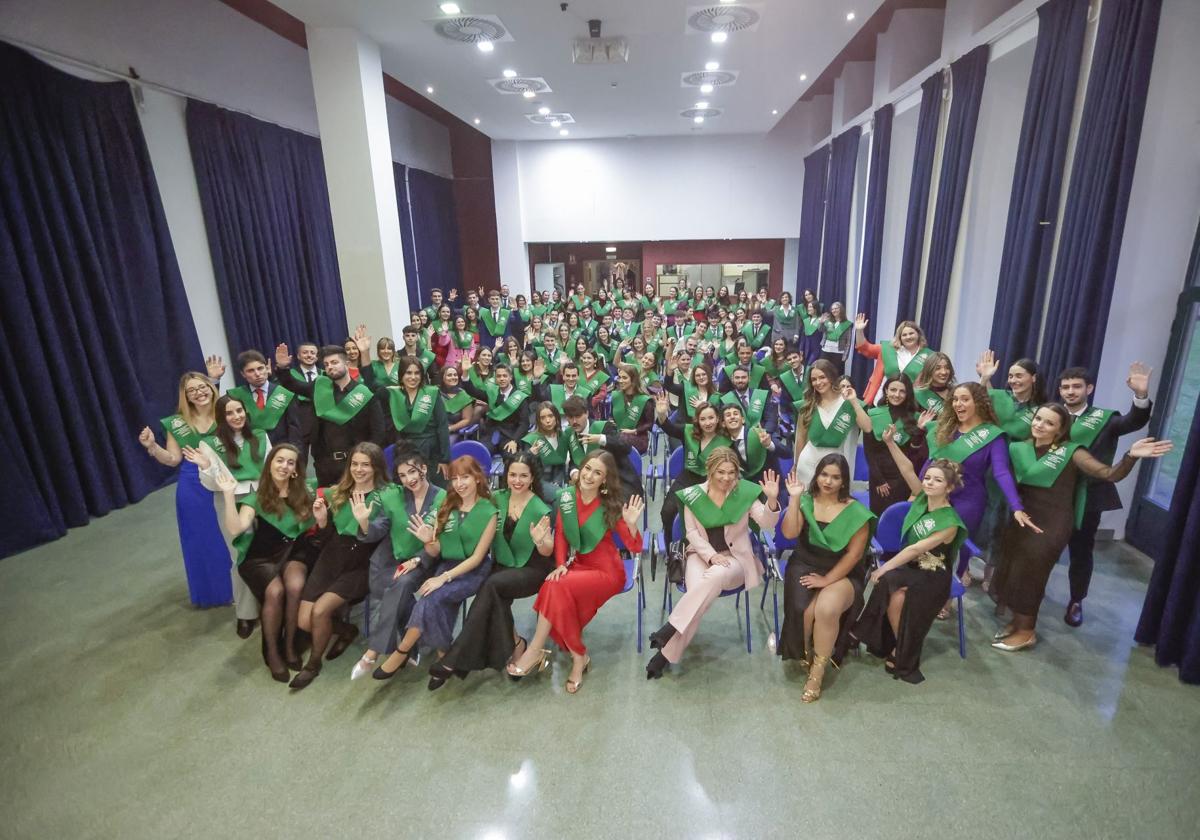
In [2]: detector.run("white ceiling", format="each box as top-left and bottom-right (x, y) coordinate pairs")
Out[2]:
(270, 0), (885, 140)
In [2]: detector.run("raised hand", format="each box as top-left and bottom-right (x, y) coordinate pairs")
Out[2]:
(1128, 437), (1173, 459)
(918, 408), (938, 429)
(312, 495), (328, 528)
(531, 515), (552, 545)
(180, 445), (211, 470)
(784, 467), (804, 497)
(622, 495), (645, 531)
(770, 382), (782, 396)
(138, 426), (156, 451)
(354, 324), (371, 358)
(448, 288), (458, 301)
(503, 440), (518, 454)
(214, 471), (238, 494)
(205, 354), (226, 381)
(1127, 362), (1152, 398)
(840, 382), (858, 402)
(854, 313), (868, 331)
(976, 349), (999, 381)
(275, 343), (292, 368)
(759, 469), (780, 503)
(655, 391), (671, 414)
(407, 513), (436, 544)
(883, 423), (897, 445)
(756, 426), (772, 448)
(350, 490), (376, 528)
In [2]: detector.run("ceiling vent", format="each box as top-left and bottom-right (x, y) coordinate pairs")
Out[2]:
(427, 14), (514, 44)
(680, 69), (739, 88)
(681, 107), (722, 119)
(488, 76), (553, 95)
(572, 37), (630, 64)
(685, 4), (763, 35)
(525, 112), (576, 125)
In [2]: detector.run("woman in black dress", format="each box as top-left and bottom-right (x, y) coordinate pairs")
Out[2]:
(217, 442), (315, 681)
(844, 374), (933, 515)
(778, 455), (874, 702)
(990, 405), (1171, 652)
(852, 427), (967, 684)
(291, 442), (389, 689)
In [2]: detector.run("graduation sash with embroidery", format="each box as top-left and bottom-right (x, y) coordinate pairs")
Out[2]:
(387, 385), (440, 434)
(1069, 408), (1116, 448)
(493, 491), (551, 568)
(803, 399), (857, 447)
(523, 428), (574, 466)
(779, 368), (806, 407)
(990, 390), (1035, 441)
(676, 479), (762, 527)
(160, 414), (209, 448)
(930, 423), (1003, 463)
(437, 500), (497, 560)
(370, 361), (400, 387)
(684, 429), (733, 476)
(1009, 441), (1086, 527)
(487, 383), (530, 422)
(557, 487), (609, 554)
(913, 388), (946, 413)
(723, 389), (769, 427)
(480, 309), (511, 337)
(682, 381), (720, 419)
(798, 494), (876, 551)
(312, 377), (374, 425)
(228, 385), (295, 432)
(611, 392), (650, 431)
(824, 320), (852, 342)
(881, 344), (932, 380)
(378, 484), (446, 559)
(326, 486), (383, 537)
(868, 405), (918, 445)
(901, 494), (967, 559)
(231, 493), (311, 564)
(441, 387), (474, 415)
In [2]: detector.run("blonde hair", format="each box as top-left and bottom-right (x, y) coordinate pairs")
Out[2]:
(176, 373), (217, 429)
(705, 446), (741, 477)
(926, 458), (964, 494)
(891, 320), (927, 350)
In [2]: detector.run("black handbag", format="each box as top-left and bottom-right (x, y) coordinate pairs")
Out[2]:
(666, 539), (687, 584)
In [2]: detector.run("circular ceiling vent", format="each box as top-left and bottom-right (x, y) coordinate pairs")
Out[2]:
(526, 113), (576, 125)
(491, 76), (552, 95)
(681, 70), (738, 88)
(432, 16), (508, 43)
(681, 108), (722, 119)
(687, 5), (761, 33)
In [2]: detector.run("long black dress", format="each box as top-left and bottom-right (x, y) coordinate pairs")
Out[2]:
(237, 520), (316, 602)
(862, 427), (929, 517)
(852, 544), (952, 684)
(778, 521), (865, 665)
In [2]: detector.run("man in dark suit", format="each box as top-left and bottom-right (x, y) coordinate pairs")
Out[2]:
(562, 396), (643, 502)
(1058, 363), (1152, 627)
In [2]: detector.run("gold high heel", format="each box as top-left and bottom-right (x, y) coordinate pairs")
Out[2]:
(565, 656), (591, 694)
(506, 648), (550, 680)
(802, 654), (837, 703)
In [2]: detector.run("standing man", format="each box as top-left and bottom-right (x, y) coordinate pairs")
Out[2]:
(224, 350), (304, 451)
(479, 288), (511, 348)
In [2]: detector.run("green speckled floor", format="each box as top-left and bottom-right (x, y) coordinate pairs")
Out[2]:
(2, 486), (1198, 840)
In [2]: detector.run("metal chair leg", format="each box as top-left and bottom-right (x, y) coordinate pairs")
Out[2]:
(957, 594), (966, 658)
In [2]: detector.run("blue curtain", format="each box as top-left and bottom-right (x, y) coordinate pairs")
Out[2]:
(795, 145), (830, 298)
(987, 0), (1089, 375)
(818, 126), (862, 306)
(0, 43), (202, 559)
(920, 45), (990, 348)
(1136, 390), (1200, 684)
(853, 105), (893, 391)
(185, 100), (347, 355)
(1040, 0), (1163, 380)
(395, 163), (462, 311)
(895, 73), (943, 324)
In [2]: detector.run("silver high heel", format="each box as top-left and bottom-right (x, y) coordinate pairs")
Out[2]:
(350, 655), (377, 681)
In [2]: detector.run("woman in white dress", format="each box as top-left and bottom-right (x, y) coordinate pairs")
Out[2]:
(792, 359), (860, 486)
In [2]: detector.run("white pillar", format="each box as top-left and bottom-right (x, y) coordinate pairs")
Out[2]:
(306, 26), (409, 341)
(492, 140), (530, 299)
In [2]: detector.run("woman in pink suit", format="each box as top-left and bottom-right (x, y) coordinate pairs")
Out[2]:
(443, 314), (477, 370)
(645, 448), (781, 678)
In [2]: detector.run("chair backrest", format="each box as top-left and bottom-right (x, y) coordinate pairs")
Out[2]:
(875, 501), (911, 553)
(383, 444), (396, 475)
(667, 446), (685, 481)
(854, 443), (869, 482)
(450, 440), (492, 474)
(628, 449), (642, 478)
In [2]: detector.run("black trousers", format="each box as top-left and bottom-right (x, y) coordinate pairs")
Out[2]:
(313, 454), (345, 487)
(1066, 508), (1104, 602)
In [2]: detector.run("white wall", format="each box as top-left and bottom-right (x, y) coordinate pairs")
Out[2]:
(491, 140), (530, 298)
(386, 97), (452, 177)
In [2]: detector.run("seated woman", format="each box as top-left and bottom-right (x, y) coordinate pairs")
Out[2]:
(521, 401), (573, 501)
(216, 443), (315, 682)
(645, 450), (780, 679)
(291, 442), (389, 689)
(852, 427), (967, 684)
(655, 396), (731, 546)
(349, 448), (446, 681)
(506, 451), (645, 694)
(429, 452), (555, 689)
(439, 364), (477, 444)
(372, 456), (497, 678)
(609, 363), (654, 454)
(777, 456), (875, 702)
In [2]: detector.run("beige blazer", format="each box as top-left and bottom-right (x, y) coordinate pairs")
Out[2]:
(682, 481), (781, 590)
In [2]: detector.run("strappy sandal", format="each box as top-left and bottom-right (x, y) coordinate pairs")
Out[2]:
(802, 654), (836, 703)
(565, 656), (591, 694)
(506, 648), (550, 680)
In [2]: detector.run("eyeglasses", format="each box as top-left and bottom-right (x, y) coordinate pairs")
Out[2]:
(185, 386), (210, 396)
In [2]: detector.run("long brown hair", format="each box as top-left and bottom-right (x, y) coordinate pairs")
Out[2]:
(914, 352), (956, 391)
(328, 442), (389, 510)
(256, 443), (313, 520)
(214, 395), (261, 471)
(435, 455), (493, 534)
(798, 359), (841, 431)
(617, 363), (647, 396)
(935, 383), (1001, 447)
(1034, 403), (1073, 446)
(690, 404), (721, 443)
(572, 450), (623, 528)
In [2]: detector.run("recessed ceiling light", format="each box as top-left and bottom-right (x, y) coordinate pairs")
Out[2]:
(800, 73), (808, 81)
(439, 3), (461, 14)
(473, 117), (481, 124)
(522, 90), (535, 99)
(605, 246), (617, 252)
(847, 11), (856, 22)
(719, 0), (736, 4)
(700, 83), (714, 94)
(502, 68), (517, 78)
(426, 86), (434, 94)
(710, 32), (728, 44)
(695, 101), (709, 109)
(550, 120), (561, 128)
(537, 105), (551, 115)
(705, 61), (720, 71)
(477, 40), (494, 53)
(559, 128), (569, 136)
(771, 109), (778, 115)
(693, 116), (705, 124)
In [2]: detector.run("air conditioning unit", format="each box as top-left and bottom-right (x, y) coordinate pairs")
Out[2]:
(572, 37), (630, 64)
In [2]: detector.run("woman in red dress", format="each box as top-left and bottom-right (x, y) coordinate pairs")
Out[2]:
(506, 450), (644, 694)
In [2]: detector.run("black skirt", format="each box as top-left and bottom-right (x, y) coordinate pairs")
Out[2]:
(301, 532), (380, 602)
(237, 522), (316, 603)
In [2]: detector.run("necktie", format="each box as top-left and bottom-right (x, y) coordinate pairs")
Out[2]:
(255, 388), (265, 409)
(306, 370), (315, 382)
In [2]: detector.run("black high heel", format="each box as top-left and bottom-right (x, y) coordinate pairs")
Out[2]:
(427, 662), (464, 691)
(645, 652), (669, 680)
(373, 647), (416, 680)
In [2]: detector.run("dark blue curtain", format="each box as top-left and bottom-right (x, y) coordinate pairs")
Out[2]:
(987, 0), (1089, 375)
(186, 100), (347, 355)
(1136, 390), (1200, 684)
(795, 145), (830, 297)
(853, 105), (893, 391)
(1040, 0), (1163, 381)
(818, 126), (862, 306)
(921, 45), (990, 348)
(0, 43), (202, 559)
(395, 163), (462, 311)
(895, 73), (943, 324)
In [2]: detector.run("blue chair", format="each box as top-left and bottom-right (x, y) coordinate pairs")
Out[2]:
(652, 445), (685, 504)
(383, 444), (396, 474)
(628, 449), (644, 484)
(656, 519), (753, 653)
(758, 520), (798, 647)
(854, 443), (870, 482)
(613, 528), (649, 652)
(851, 489), (871, 508)
(450, 439), (492, 474)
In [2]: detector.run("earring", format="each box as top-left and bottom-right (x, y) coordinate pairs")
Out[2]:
(291, 472), (298, 478)
(600, 487), (608, 495)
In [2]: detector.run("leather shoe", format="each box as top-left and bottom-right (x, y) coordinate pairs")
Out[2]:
(236, 619), (256, 639)
(1064, 601), (1083, 627)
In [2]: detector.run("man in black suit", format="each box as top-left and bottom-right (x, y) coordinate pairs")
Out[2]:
(562, 396), (643, 502)
(1058, 363), (1153, 627)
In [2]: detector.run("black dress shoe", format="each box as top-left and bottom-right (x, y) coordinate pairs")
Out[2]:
(236, 619), (256, 639)
(289, 667), (320, 690)
(645, 652), (669, 680)
(1065, 601), (1083, 627)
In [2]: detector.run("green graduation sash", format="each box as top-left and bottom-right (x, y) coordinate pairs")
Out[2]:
(1010, 441), (1086, 528)
(160, 414), (208, 448)
(549, 382), (594, 412)
(802, 316), (821, 336)
(595, 341), (618, 366)
(569, 421), (612, 464)
(452, 330), (475, 349)
(773, 307), (799, 332)
(880, 344), (932, 380)
(684, 429), (733, 476)
(480, 308), (511, 336)
(438, 500), (498, 560)
(228, 385), (295, 432)
(676, 479), (763, 527)
(913, 388), (946, 413)
(1070, 407), (1116, 448)
(387, 385), (440, 434)
(213, 429), (271, 481)
(468, 365), (494, 399)
(570, 295), (591, 311)
(722, 389), (769, 427)
(523, 428), (574, 466)
(557, 487), (610, 554)
(326, 486), (383, 537)
(804, 399), (857, 447)
(682, 381), (720, 419)
(592, 301), (613, 318)
(868, 405), (916, 445)
(611, 392), (650, 431)
(901, 494), (967, 557)
(741, 324), (771, 348)
(929, 423), (1003, 463)
(378, 485), (446, 559)
(231, 493), (309, 565)
(288, 367), (314, 401)
(312, 377), (374, 425)
(493, 491), (551, 568)
(487, 383), (530, 422)
(370, 360), (400, 386)
(779, 368), (806, 407)
(441, 388), (474, 415)
(824, 320), (852, 342)
(746, 363), (767, 390)
(798, 494), (876, 551)
(990, 390), (1035, 441)
(582, 370), (610, 392)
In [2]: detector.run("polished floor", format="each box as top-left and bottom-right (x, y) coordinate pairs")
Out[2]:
(2, 486), (1199, 840)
